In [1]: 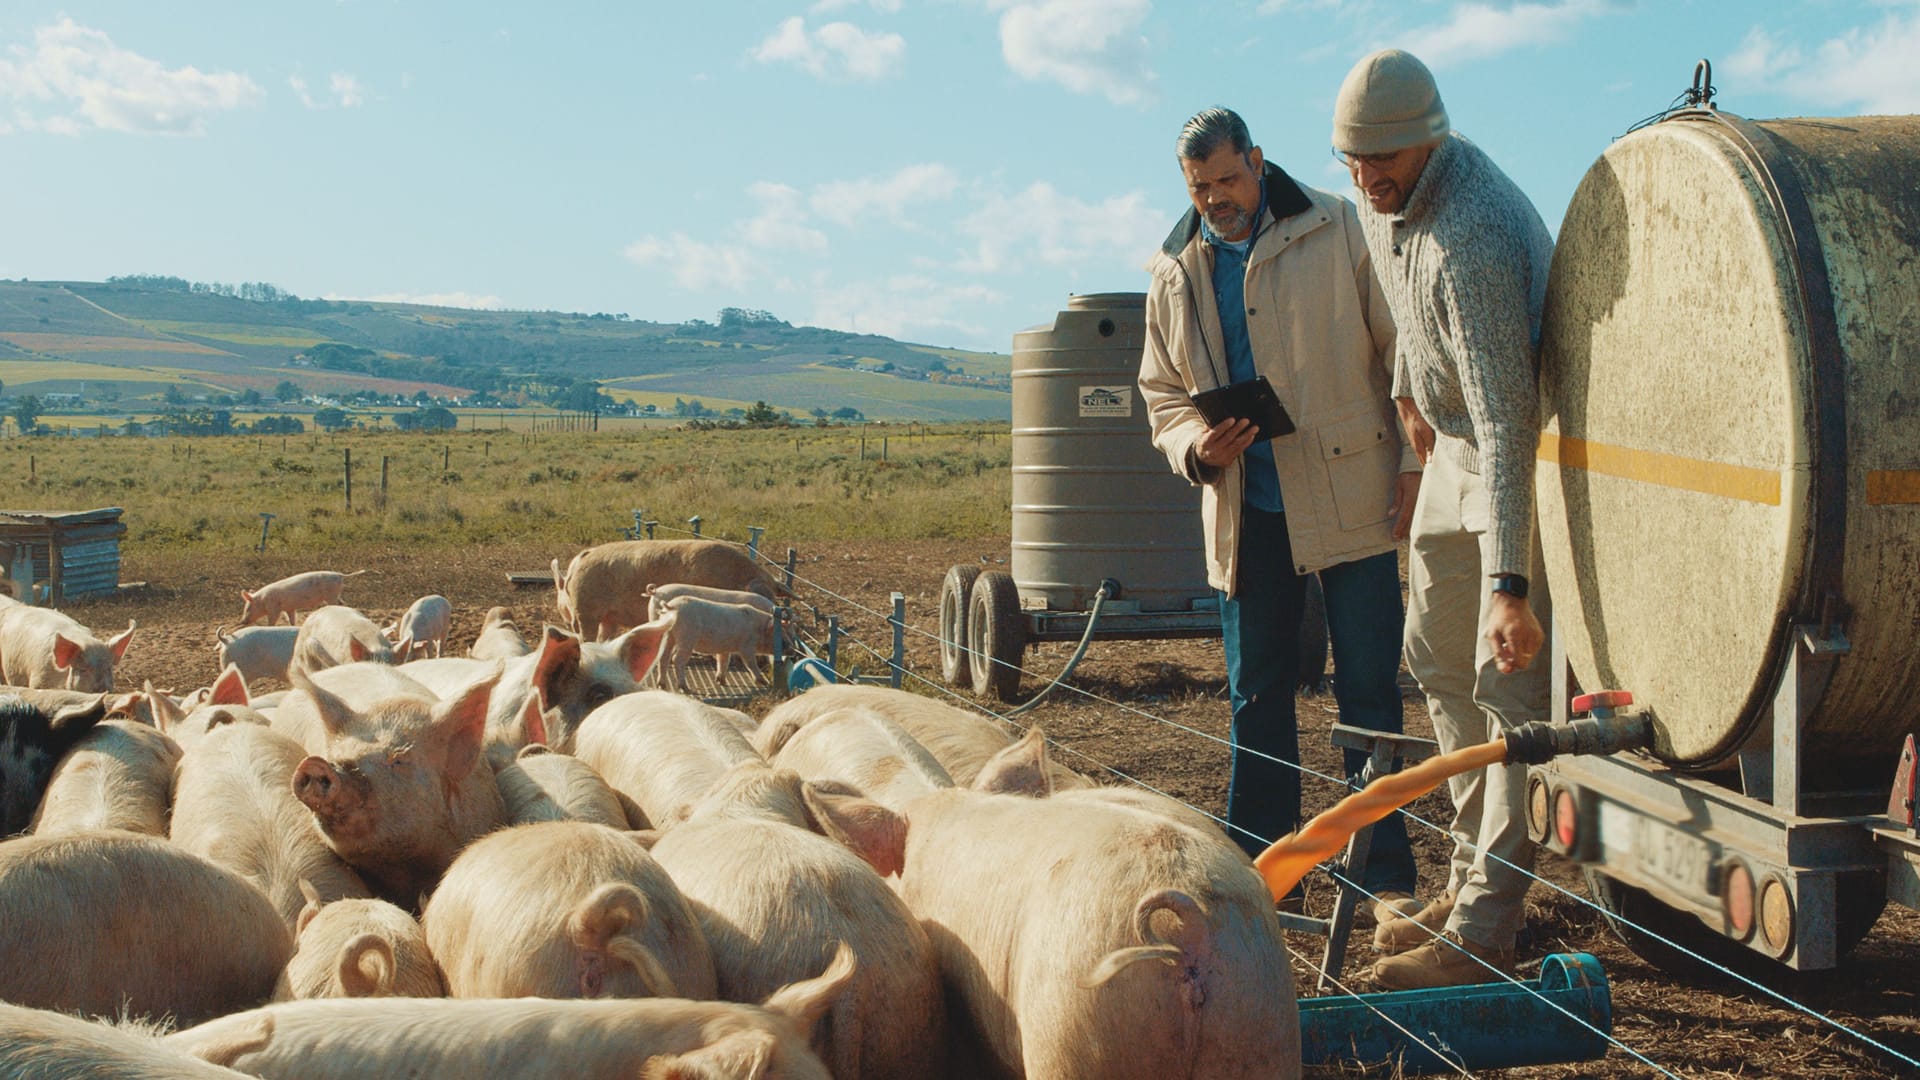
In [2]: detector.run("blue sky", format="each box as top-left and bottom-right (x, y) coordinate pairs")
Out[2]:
(1, 2), (1914, 353)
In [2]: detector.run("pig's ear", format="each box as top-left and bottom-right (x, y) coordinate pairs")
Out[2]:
(801, 784), (906, 878)
(514, 693), (548, 749)
(51, 633), (83, 671)
(760, 941), (857, 1042)
(347, 637), (370, 664)
(614, 613), (673, 684)
(240, 589), (253, 604)
(108, 621), (136, 663)
(338, 933), (395, 998)
(210, 664), (251, 707)
(642, 1030), (777, 1080)
(531, 626), (582, 713)
(428, 669), (499, 781)
(292, 669), (356, 736)
(49, 696), (109, 734)
(175, 1013), (275, 1070)
(973, 726), (1055, 797)
(144, 680), (186, 733)
(295, 878), (324, 935)
(626, 828), (662, 850)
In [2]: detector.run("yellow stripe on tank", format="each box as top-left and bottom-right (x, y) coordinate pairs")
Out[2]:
(1538, 432), (1783, 506)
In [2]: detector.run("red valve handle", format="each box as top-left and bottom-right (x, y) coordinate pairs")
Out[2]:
(1570, 690), (1634, 714)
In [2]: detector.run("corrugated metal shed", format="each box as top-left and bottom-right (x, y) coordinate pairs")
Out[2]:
(0, 507), (126, 604)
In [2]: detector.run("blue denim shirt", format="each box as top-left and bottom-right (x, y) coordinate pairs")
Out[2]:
(1203, 207), (1283, 512)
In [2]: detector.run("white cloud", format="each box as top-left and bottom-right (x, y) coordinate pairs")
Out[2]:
(0, 18), (262, 135)
(751, 16), (906, 81)
(623, 234), (759, 291)
(289, 75), (319, 109)
(955, 182), (1168, 273)
(330, 72), (365, 107)
(1397, 0), (1620, 69)
(326, 291), (506, 309)
(1730, 13), (1920, 114)
(989, 0), (1156, 107)
(1257, 0), (1351, 11)
(811, 163), (962, 226)
(809, 274), (1002, 342)
(742, 182), (829, 253)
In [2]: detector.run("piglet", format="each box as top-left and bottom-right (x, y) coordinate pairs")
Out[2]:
(386, 594), (452, 661)
(283, 880), (443, 999)
(240, 570), (369, 626)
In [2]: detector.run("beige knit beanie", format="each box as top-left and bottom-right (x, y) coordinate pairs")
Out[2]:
(1332, 49), (1449, 155)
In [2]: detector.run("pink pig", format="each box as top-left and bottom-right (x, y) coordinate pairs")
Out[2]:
(239, 570), (369, 626)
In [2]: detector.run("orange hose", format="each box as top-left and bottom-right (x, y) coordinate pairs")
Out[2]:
(1252, 738), (1510, 903)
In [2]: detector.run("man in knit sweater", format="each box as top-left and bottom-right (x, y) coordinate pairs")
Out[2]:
(1332, 48), (1556, 990)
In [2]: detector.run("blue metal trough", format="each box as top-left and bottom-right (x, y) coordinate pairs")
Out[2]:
(1298, 953), (1612, 1073)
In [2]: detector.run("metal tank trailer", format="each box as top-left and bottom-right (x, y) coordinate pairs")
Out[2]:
(1527, 81), (1920, 974)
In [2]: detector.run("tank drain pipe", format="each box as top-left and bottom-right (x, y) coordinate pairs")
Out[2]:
(1003, 579), (1116, 719)
(1503, 692), (1654, 765)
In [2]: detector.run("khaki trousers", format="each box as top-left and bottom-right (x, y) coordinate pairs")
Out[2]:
(1404, 438), (1549, 950)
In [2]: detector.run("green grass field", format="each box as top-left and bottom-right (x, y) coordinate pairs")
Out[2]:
(0, 424), (1013, 553)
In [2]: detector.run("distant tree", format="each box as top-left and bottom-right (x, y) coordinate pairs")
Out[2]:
(809, 407), (829, 419)
(239, 388), (263, 406)
(274, 380), (301, 403)
(393, 406), (456, 432)
(313, 407), (350, 432)
(162, 384), (186, 406)
(553, 383), (615, 413)
(251, 415), (304, 434)
(743, 401), (783, 427)
(831, 406), (864, 421)
(412, 390), (431, 404)
(11, 395), (41, 434)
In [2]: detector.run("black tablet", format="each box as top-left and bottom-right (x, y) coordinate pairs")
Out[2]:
(1191, 376), (1296, 441)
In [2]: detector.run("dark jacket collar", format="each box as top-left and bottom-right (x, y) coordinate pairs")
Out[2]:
(1161, 159), (1314, 257)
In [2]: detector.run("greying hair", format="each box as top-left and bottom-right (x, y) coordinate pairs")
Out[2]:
(1176, 107), (1253, 162)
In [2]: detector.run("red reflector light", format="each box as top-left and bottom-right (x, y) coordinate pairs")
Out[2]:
(1554, 789), (1578, 849)
(1724, 862), (1755, 940)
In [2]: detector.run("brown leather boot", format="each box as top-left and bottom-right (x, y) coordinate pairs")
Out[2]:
(1355, 890), (1422, 929)
(1368, 929), (1515, 991)
(1372, 889), (1454, 955)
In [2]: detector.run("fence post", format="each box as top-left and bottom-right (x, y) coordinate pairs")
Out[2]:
(256, 512), (276, 553)
(889, 592), (905, 689)
(784, 548), (797, 595)
(747, 526), (765, 560)
(381, 456), (389, 501)
(687, 516), (702, 537)
(443, 445), (450, 471)
(344, 449), (352, 509)
(771, 608), (789, 689)
(882, 437), (888, 461)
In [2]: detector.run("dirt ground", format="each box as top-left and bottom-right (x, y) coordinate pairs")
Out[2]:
(79, 535), (1920, 1079)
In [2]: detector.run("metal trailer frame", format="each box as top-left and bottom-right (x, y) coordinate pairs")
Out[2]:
(1532, 621), (1920, 971)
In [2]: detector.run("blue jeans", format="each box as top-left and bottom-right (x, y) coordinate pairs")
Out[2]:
(1221, 507), (1416, 896)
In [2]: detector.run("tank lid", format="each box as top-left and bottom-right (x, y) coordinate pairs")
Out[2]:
(1065, 292), (1147, 311)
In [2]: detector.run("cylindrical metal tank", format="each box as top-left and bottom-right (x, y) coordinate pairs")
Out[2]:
(1536, 111), (1920, 767)
(1011, 293), (1211, 612)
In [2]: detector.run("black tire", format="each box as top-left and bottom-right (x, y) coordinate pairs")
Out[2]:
(1582, 867), (1885, 981)
(939, 564), (982, 687)
(968, 570), (1024, 702)
(1299, 573), (1329, 694)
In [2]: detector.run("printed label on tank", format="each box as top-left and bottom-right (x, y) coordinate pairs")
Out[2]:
(1079, 386), (1132, 417)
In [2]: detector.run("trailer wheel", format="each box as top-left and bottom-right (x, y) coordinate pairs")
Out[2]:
(1582, 868), (1885, 979)
(939, 564), (981, 687)
(968, 570), (1024, 702)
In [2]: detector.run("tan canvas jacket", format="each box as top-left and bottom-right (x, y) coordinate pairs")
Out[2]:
(1138, 162), (1413, 594)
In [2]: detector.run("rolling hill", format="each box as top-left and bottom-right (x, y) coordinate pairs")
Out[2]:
(0, 277), (1013, 422)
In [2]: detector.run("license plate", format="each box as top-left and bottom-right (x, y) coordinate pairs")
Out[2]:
(1598, 802), (1714, 896)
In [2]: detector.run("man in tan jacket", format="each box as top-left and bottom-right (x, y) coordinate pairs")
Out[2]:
(1138, 106), (1422, 915)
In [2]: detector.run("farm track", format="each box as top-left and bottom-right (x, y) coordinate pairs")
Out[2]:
(71, 536), (1920, 1079)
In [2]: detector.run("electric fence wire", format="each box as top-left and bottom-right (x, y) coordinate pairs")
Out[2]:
(646, 517), (1918, 1074)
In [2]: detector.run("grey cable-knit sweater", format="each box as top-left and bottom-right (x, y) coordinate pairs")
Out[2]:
(1358, 133), (1553, 578)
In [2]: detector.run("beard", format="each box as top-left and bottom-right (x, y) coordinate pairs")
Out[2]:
(1206, 203), (1255, 240)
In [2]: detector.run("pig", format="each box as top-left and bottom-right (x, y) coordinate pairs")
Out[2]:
(169, 721), (374, 929)
(647, 581), (777, 622)
(0, 691), (111, 836)
(661, 596), (776, 691)
(215, 624), (299, 685)
(0, 1002), (259, 1080)
(0, 830), (294, 1025)
(759, 682), (1094, 791)
(810, 780), (1299, 1080)
(166, 947), (856, 1080)
(403, 618), (673, 755)
(572, 690), (763, 830)
(289, 605), (396, 681)
(150, 667), (272, 752)
(556, 539), (783, 640)
(468, 605), (531, 660)
(497, 744), (635, 828)
(762, 704), (955, 814)
(0, 602), (135, 691)
(650, 761), (947, 1079)
(424, 820), (717, 1001)
(29, 718), (181, 836)
(284, 880), (444, 999)
(239, 569), (369, 626)
(276, 663), (506, 905)
(386, 593), (452, 661)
